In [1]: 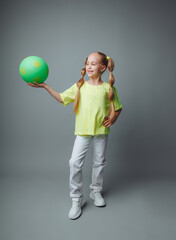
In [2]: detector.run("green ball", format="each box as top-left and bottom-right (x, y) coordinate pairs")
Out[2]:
(19, 56), (49, 83)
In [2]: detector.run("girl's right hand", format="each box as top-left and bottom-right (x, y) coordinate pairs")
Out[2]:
(27, 82), (46, 88)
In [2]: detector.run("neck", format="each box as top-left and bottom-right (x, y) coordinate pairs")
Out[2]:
(88, 76), (103, 85)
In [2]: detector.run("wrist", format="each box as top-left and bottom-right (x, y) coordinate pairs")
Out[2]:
(110, 116), (117, 124)
(43, 83), (48, 89)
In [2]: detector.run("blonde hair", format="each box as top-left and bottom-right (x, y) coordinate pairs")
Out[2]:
(74, 52), (115, 121)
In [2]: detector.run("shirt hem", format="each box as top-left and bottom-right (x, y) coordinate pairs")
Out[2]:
(74, 131), (110, 136)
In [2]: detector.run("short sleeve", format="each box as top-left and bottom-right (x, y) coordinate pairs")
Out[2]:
(112, 86), (123, 111)
(60, 83), (78, 106)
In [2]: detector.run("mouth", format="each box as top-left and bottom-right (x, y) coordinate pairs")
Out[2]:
(87, 70), (94, 74)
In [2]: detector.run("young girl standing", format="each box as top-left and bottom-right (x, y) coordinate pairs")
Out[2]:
(28, 51), (123, 220)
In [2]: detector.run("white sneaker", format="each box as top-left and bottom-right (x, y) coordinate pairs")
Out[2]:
(90, 190), (106, 207)
(68, 197), (83, 220)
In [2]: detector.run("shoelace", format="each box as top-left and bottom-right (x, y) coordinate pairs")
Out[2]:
(72, 199), (82, 207)
(94, 192), (103, 200)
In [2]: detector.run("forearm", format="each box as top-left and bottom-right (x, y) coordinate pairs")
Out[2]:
(112, 108), (122, 124)
(44, 84), (63, 103)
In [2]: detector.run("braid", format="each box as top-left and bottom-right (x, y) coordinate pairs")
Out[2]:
(107, 58), (115, 121)
(73, 59), (87, 114)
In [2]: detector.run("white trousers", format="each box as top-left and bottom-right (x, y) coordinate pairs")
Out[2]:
(69, 134), (108, 198)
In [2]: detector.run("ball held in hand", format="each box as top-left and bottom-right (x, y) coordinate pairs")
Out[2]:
(19, 56), (49, 83)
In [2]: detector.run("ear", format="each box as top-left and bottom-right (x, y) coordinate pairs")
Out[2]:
(101, 65), (106, 72)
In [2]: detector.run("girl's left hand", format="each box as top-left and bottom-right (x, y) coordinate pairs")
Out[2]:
(102, 116), (113, 128)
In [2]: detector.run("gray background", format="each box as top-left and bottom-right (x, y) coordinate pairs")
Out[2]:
(1, 0), (176, 239)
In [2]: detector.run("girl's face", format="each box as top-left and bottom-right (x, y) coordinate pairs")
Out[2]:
(86, 53), (106, 78)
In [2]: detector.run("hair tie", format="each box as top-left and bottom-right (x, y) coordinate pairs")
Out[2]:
(106, 56), (111, 60)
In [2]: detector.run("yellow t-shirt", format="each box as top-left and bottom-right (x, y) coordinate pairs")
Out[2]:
(60, 81), (123, 135)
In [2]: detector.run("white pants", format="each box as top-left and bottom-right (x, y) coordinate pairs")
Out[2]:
(69, 134), (108, 198)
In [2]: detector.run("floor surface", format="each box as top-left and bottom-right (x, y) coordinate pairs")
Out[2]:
(1, 174), (176, 240)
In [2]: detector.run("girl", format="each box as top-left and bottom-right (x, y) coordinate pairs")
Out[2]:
(28, 51), (123, 220)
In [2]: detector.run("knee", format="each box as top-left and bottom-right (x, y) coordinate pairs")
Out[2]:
(69, 158), (76, 168)
(93, 158), (107, 167)
(69, 158), (82, 169)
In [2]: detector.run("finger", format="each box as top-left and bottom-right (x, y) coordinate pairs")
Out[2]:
(105, 120), (111, 125)
(106, 121), (112, 127)
(105, 123), (111, 128)
(27, 83), (37, 87)
(103, 120), (109, 124)
(102, 122), (107, 126)
(103, 123), (109, 127)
